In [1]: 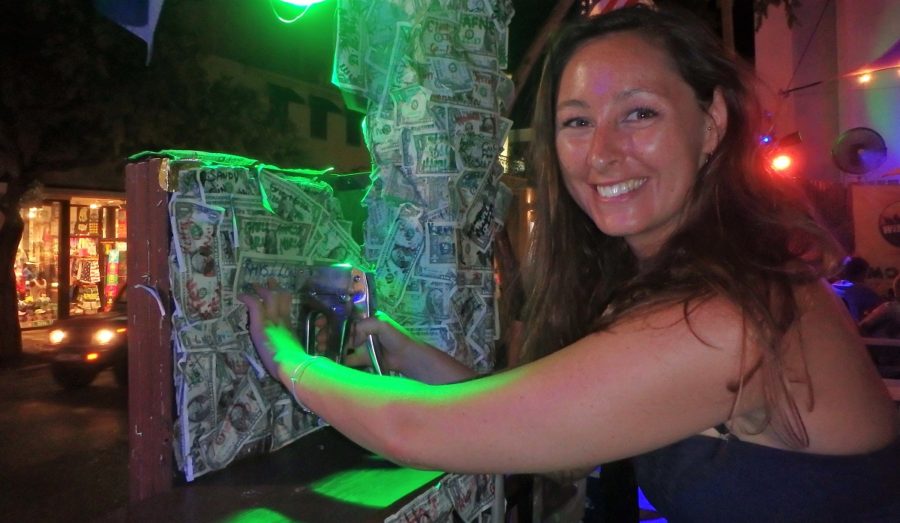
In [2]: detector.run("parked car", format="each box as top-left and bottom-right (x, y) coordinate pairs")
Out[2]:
(48, 287), (128, 389)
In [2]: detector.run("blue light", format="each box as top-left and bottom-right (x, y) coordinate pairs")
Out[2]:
(760, 134), (773, 145)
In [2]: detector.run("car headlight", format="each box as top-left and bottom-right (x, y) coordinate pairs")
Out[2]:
(49, 329), (67, 345)
(93, 329), (117, 345)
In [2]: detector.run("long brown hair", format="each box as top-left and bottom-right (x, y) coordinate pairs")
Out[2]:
(520, 5), (843, 448)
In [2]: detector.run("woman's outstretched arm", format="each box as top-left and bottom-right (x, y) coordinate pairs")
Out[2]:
(247, 290), (756, 475)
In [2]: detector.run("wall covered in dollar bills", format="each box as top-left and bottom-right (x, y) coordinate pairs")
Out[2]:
(162, 0), (517, 484)
(333, 0), (516, 374)
(156, 151), (366, 481)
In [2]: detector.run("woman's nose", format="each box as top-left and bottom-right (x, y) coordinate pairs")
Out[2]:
(588, 126), (623, 172)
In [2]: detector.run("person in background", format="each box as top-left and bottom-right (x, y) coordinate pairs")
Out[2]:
(831, 255), (884, 322)
(243, 4), (900, 522)
(859, 274), (900, 339)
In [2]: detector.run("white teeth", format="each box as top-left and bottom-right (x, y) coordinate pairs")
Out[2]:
(595, 178), (646, 198)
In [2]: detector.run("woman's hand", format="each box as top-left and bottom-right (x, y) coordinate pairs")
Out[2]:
(345, 312), (477, 384)
(238, 280), (305, 379)
(343, 311), (415, 372)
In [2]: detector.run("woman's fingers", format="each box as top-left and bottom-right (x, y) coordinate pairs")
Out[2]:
(238, 294), (264, 326)
(249, 281), (293, 327)
(276, 291), (292, 324)
(349, 316), (380, 346)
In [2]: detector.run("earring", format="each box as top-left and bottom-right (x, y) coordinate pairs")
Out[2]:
(706, 126), (713, 132)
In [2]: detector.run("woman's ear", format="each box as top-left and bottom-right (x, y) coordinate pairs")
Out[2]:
(703, 88), (728, 154)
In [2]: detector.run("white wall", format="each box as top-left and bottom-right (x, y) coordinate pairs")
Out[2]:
(755, 0), (900, 182)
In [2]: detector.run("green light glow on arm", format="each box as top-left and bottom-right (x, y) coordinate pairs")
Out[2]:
(310, 457), (443, 508)
(264, 324), (520, 472)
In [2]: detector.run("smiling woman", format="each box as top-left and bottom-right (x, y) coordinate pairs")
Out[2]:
(243, 4), (900, 521)
(554, 32), (726, 258)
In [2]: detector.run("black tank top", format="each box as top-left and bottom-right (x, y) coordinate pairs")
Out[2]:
(633, 433), (900, 522)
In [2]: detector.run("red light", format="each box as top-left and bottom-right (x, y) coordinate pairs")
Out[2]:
(770, 154), (792, 172)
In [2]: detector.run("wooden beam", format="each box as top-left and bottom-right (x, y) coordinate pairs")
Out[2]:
(126, 158), (174, 502)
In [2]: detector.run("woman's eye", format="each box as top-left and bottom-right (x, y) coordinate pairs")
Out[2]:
(560, 117), (590, 128)
(625, 107), (658, 121)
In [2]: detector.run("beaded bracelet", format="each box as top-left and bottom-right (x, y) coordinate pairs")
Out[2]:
(288, 356), (320, 412)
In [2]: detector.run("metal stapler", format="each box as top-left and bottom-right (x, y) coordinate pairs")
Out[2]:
(297, 264), (383, 374)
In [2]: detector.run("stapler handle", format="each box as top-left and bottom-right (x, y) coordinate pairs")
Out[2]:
(301, 299), (349, 363)
(349, 267), (382, 375)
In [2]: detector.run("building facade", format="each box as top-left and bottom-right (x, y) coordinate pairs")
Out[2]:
(14, 54), (371, 329)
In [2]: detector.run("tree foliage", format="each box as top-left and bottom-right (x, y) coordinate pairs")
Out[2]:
(753, 0), (803, 31)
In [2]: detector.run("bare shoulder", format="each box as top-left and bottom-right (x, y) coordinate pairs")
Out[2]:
(785, 279), (899, 452)
(513, 296), (763, 460)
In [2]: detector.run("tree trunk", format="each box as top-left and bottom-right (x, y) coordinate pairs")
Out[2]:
(0, 204), (24, 367)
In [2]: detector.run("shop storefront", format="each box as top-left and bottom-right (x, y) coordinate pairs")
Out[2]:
(15, 192), (127, 329)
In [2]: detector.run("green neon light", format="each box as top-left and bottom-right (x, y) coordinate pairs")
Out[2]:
(278, 0), (327, 5)
(220, 508), (297, 523)
(310, 456), (443, 508)
(270, 0), (327, 23)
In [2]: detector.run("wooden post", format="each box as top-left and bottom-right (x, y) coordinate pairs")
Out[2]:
(125, 158), (174, 502)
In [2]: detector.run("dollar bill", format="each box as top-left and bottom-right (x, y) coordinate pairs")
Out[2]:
(379, 164), (427, 204)
(470, 69), (499, 111)
(332, 0), (366, 93)
(425, 221), (457, 265)
(420, 16), (456, 57)
(424, 281), (454, 323)
(170, 198), (225, 323)
(174, 316), (240, 350)
(393, 84), (432, 127)
(309, 218), (363, 265)
(410, 323), (457, 354)
(462, 178), (498, 250)
(375, 203), (425, 308)
(456, 270), (490, 289)
(402, 129), (460, 175)
(429, 56), (474, 94)
(458, 235), (492, 270)
(203, 376), (267, 470)
(258, 170), (327, 225)
(366, 113), (404, 165)
(233, 253), (314, 298)
(381, 23), (415, 104)
(198, 166), (259, 198)
(451, 286), (486, 334)
(235, 215), (315, 258)
(271, 397), (320, 452)
(457, 12), (494, 55)
(384, 482), (453, 523)
(419, 177), (454, 222)
(441, 473), (496, 523)
(176, 167), (203, 198)
(457, 133), (501, 170)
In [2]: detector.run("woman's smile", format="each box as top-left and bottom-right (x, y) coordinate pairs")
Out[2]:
(594, 177), (648, 199)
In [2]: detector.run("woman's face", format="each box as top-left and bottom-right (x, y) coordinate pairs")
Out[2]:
(555, 31), (725, 259)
